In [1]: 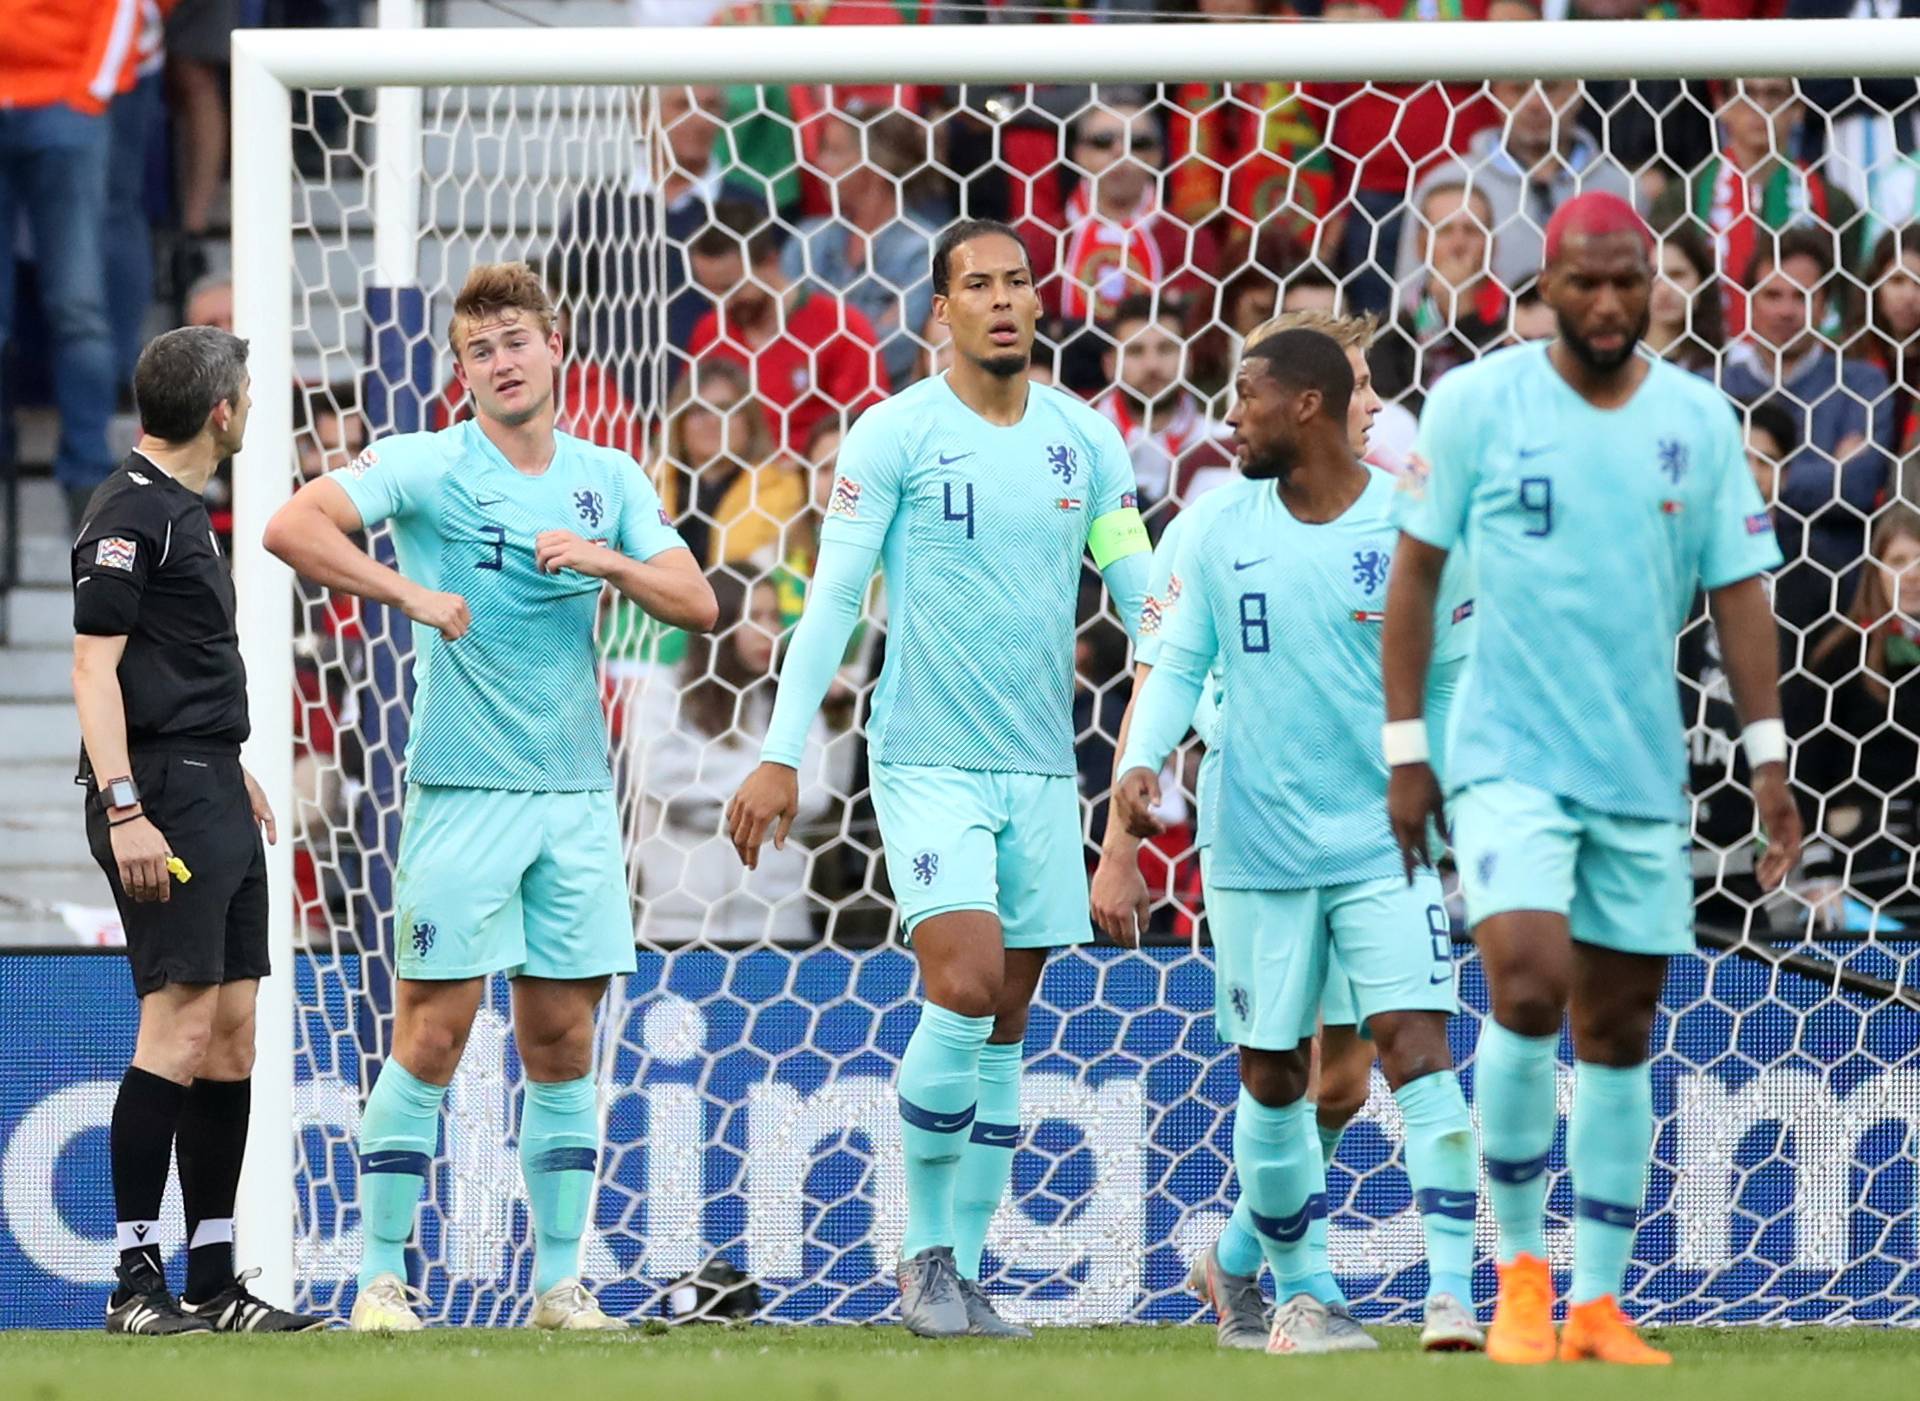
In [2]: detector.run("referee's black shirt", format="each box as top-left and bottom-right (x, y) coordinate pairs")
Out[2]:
(72, 451), (250, 774)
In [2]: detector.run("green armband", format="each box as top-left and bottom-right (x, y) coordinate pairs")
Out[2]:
(1088, 507), (1150, 569)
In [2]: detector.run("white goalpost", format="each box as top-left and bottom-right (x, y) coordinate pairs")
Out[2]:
(229, 18), (1920, 1323)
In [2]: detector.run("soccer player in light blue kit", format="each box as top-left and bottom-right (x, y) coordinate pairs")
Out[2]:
(1112, 329), (1479, 1356)
(1383, 194), (1803, 1366)
(1093, 308), (1479, 1353)
(265, 264), (717, 1330)
(727, 219), (1152, 1339)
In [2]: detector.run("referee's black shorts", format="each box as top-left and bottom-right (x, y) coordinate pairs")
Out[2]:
(85, 746), (270, 997)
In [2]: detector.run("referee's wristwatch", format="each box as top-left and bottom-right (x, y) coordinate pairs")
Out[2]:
(100, 774), (141, 814)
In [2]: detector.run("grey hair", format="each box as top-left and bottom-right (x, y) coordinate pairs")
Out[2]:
(133, 326), (251, 444)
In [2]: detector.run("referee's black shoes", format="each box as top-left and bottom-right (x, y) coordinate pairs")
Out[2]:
(105, 1263), (214, 1336)
(181, 1268), (331, 1333)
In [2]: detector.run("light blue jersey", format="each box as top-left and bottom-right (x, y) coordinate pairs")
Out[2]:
(1398, 344), (1782, 822)
(334, 420), (685, 791)
(1127, 469), (1408, 891)
(813, 373), (1139, 776)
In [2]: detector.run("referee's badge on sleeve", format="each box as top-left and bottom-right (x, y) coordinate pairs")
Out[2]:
(95, 537), (137, 571)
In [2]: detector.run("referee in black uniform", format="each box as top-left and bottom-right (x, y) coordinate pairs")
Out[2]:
(72, 326), (323, 1334)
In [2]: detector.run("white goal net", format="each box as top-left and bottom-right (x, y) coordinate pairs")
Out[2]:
(240, 19), (1920, 1328)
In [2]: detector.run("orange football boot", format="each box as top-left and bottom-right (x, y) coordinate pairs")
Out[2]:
(1485, 1253), (1557, 1365)
(1558, 1296), (1673, 1365)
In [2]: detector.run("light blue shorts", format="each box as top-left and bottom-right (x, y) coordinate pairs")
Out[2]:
(393, 785), (637, 981)
(1207, 872), (1458, 1052)
(869, 762), (1091, 949)
(1450, 779), (1693, 956)
(1314, 655), (1466, 1029)
(1320, 954), (1357, 1028)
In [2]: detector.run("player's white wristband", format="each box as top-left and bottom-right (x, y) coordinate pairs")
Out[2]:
(1381, 720), (1431, 767)
(1743, 718), (1789, 769)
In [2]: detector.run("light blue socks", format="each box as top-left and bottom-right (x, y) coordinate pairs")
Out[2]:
(1307, 1117), (1347, 1305)
(898, 1003), (992, 1259)
(520, 1075), (600, 1294)
(1568, 1061), (1653, 1304)
(1476, 1021), (1559, 1263)
(1217, 1112), (1346, 1300)
(356, 1059), (446, 1290)
(1232, 1090), (1325, 1302)
(952, 1040), (1023, 1281)
(1395, 1070), (1477, 1304)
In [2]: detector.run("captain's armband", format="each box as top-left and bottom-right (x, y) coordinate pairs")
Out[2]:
(1088, 507), (1150, 569)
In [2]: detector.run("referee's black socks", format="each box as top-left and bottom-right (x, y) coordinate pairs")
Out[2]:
(111, 1066), (186, 1285)
(178, 1076), (251, 1303)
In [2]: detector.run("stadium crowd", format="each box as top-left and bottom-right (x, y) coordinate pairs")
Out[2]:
(4, 0), (1916, 948)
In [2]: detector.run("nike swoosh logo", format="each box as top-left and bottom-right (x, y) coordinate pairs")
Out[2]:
(1516, 444), (1552, 459)
(918, 1108), (976, 1132)
(937, 452), (973, 465)
(1233, 557), (1268, 571)
(475, 496), (504, 507)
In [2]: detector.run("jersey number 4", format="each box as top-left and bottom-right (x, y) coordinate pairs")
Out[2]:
(943, 482), (975, 539)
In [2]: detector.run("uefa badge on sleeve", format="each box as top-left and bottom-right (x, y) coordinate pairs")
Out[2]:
(827, 477), (862, 520)
(95, 537), (137, 571)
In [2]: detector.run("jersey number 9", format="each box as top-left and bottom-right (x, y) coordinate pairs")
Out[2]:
(1519, 476), (1554, 537)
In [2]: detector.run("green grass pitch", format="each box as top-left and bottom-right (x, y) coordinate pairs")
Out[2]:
(2, 1323), (1916, 1401)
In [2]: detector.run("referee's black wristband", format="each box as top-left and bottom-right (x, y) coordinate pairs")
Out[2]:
(107, 810), (148, 828)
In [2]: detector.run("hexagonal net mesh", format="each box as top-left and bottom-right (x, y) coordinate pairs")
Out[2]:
(278, 71), (1920, 1327)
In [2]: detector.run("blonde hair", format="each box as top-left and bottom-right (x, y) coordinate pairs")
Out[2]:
(449, 262), (557, 356)
(1245, 308), (1379, 353)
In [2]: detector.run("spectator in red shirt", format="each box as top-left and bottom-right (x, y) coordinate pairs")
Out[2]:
(686, 198), (890, 451)
(1025, 95), (1219, 330)
(1306, 0), (1499, 316)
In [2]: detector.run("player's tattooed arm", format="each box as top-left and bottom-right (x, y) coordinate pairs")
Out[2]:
(1708, 573), (1804, 890)
(1382, 532), (1449, 881)
(1092, 660), (1156, 948)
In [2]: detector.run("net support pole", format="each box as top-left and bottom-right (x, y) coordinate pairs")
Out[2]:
(230, 34), (297, 1309)
(369, 0), (430, 437)
(358, 0), (428, 1081)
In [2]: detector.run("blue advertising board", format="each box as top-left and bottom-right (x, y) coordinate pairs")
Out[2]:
(2, 948), (1915, 1329)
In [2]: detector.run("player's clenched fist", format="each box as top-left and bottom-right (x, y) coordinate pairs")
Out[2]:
(1111, 766), (1166, 841)
(401, 585), (472, 640)
(727, 761), (800, 870)
(535, 529), (615, 577)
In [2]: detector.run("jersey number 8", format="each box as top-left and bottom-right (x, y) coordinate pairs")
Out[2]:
(1239, 591), (1269, 653)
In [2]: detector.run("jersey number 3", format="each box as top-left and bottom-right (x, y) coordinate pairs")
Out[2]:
(475, 523), (505, 571)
